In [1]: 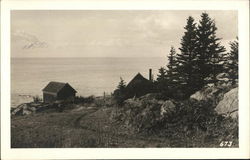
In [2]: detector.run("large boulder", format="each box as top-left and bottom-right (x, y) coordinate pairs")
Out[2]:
(190, 84), (218, 101)
(11, 102), (52, 116)
(11, 103), (28, 116)
(190, 84), (231, 106)
(111, 96), (175, 133)
(160, 100), (176, 118)
(124, 98), (143, 108)
(215, 88), (238, 119)
(11, 103), (36, 116)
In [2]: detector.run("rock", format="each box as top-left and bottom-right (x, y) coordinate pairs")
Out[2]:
(124, 98), (143, 109)
(29, 107), (37, 112)
(216, 73), (230, 82)
(11, 103), (36, 116)
(23, 109), (32, 115)
(11, 102), (51, 116)
(190, 84), (231, 106)
(215, 88), (238, 118)
(11, 103), (29, 116)
(139, 93), (159, 101)
(190, 86), (219, 101)
(112, 96), (173, 133)
(160, 100), (176, 118)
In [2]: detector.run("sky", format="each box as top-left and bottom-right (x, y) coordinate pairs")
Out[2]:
(11, 10), (237, 58)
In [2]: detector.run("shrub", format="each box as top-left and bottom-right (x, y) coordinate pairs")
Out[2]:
(173, 98), (216, 131)
(113, 77), (127, 106)
(113, 89), (127, 106)
(74, 95), (95, 104)
(33, 96), (42, 103)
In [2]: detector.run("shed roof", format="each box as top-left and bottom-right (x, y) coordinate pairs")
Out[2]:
(42, 81), (77, 93)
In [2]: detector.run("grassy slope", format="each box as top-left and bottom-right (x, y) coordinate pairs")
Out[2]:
(11, 106), (170, 148)
(11, 105), (238, 148)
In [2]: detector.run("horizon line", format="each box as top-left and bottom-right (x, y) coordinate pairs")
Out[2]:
(11, 56), (166, 58)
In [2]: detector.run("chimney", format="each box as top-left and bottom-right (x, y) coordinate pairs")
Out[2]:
(149, 69), (153, 81)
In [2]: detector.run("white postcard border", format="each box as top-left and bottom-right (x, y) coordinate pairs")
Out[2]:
(1, 0), (249, 159)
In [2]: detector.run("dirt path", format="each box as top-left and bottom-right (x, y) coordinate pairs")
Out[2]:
(73, 108), (99, 128)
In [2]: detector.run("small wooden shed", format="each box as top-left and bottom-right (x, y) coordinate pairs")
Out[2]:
(42, 81), (77, 103)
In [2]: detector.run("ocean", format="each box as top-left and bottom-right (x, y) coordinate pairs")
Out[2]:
(11, 57), (166, 108)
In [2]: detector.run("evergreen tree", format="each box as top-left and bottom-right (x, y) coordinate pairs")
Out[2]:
(156, 46), (179, 98)
(166, 46), (177, 77)
(117, 77), (126, 91)
(156, 67), (167, 94)
(157, 67), (167, 82)
(113, 77), (127, 105)
(226, 38), (238, 85)
(165, 46), (181, 98)
(196, 13), (226, 86)
(175, 16), (200, 95)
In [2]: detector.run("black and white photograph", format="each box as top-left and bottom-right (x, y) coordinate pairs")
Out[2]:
(10, 10), (239, 148)
(1, 0), (249, 159)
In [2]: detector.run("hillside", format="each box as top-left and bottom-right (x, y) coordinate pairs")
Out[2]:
(11, 85), (238, 148)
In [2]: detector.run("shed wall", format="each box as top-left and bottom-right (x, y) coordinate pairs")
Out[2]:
(43, 93), (57, 103)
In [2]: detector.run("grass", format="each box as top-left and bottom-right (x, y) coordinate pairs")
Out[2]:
(11, 97), (238, 148)
(11, 107), (238, 148)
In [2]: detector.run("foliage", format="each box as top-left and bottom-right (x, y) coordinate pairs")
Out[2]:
(165, 46), (180, 95)
(156, 67), (167, 82)
(196, 13), (226, 85)
(155, 13), (230, 100)
(113, 77), (127, 105)
(33, 95), (42, 103)
(12, 93), (238, 147)
(156, 46), (180, 99)
(225, 38), (238, 85)
(74, 95), (95, 104)
(155, 67), (167, 95)
(175, 16), (201, 96)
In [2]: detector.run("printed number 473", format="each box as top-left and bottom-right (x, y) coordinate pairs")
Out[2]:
(220, 141), (233, 147)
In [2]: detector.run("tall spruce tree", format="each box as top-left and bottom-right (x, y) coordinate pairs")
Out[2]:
(226, 38), (238, 85)
(165, 46), (180, 97)
(175, 16), (200, 95)
(196, 13), (226, 86)
(166, 46), (177, 77)
(166, 46), (178, 83)
(156, 46), (178, 98)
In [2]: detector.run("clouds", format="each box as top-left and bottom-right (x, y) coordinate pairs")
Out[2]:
(11, 10), (237, 58)
(12, 30), (48, 49)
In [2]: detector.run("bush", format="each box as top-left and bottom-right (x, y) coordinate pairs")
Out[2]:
(113, 89), (127, 106)
(173, 98), (216, 131)
(33, 96), (42, 103)
(74, 95), (95, 104)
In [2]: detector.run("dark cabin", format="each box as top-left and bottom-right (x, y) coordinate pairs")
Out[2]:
(42, 81), (77, 103)
(125, 69), (154, 98)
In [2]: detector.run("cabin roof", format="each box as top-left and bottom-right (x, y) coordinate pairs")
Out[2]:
(42, 81), (77, 93)
(133, 73), (149, 81)
(127, 73), (150, 87)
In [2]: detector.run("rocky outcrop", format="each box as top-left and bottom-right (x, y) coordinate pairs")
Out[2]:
(190, 84), (231, 106)
(138, 93), (160, 101)
(215, 87), (238, 119)
(111, 96), (176, 133)
(11, 103), (30, 116)
(11, 102), (51, 116)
